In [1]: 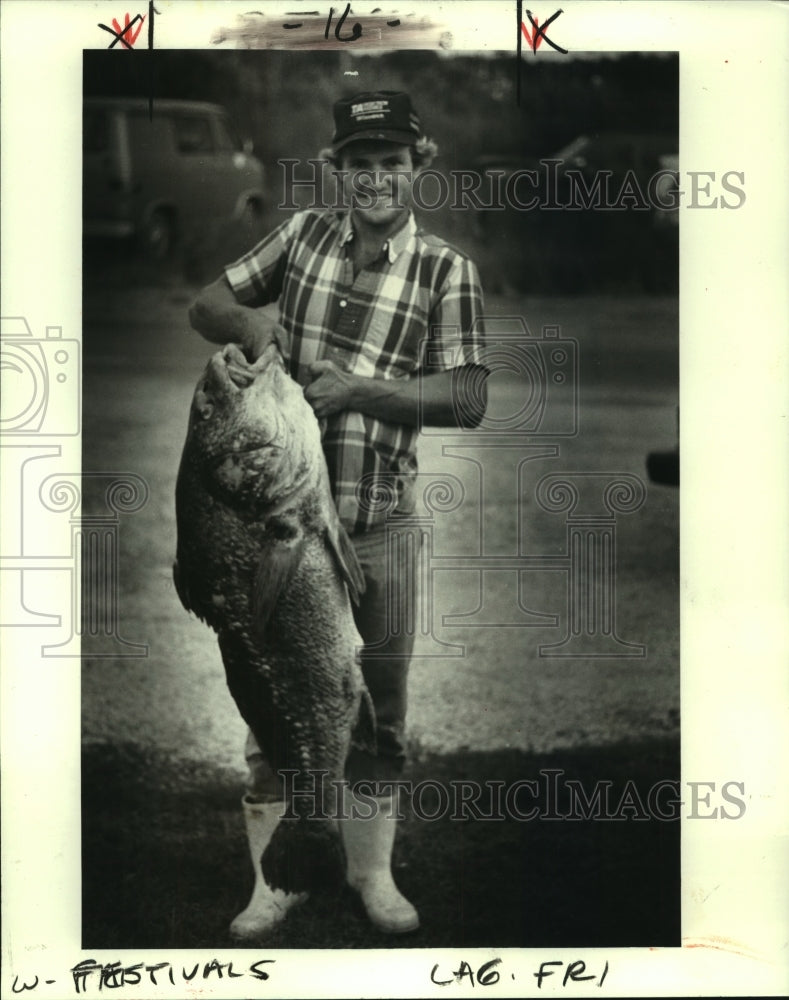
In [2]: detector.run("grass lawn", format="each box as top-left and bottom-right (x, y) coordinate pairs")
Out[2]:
(82, 735), (679, 949)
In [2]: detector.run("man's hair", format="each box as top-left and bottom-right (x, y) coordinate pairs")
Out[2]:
(318, 136), (439, 170)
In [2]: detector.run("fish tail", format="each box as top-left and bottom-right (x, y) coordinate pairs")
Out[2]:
(260, 816), (345, 894)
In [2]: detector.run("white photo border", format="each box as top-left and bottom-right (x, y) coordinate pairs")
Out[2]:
(2, 1), (787, 997)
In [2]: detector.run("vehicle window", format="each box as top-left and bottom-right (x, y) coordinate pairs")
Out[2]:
(127, 113), (175, 155)
(213, 116), (242, 153)
(173, 115), (215, 155)
(84, 109), (110, 153)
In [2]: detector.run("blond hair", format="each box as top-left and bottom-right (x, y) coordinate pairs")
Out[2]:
(319, 136), (438, 170)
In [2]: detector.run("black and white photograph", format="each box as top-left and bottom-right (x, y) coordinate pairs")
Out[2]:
(2, 2), (788, 998)
(79, 42), (681, 952)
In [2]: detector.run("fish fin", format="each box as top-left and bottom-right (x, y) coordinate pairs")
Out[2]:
(173, 554), (216, 627)
(350, 687), (378, 756)
(253, 518), (305, 630)
(325, 517), (366, 606)
(260, 817), (344, 894)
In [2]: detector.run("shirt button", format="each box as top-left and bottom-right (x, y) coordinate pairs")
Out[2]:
(339, 299), (348, 308)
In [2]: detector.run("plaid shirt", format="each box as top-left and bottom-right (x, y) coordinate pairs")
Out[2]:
(225, 209), (485, 534)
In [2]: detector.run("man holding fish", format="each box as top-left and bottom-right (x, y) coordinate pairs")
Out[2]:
(189, 91), (487, 939)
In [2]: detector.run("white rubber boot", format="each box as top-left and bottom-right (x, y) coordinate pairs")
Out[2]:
(341, 791), (419, 934)
(229, 796), (308, 941)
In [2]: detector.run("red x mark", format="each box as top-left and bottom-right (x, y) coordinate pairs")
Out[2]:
(114, 13), (145, 47)
(520, 14), (545, 50)
(516, 3), (568, 106)
(98, 11), (146, 49)
(519, 7), (567, 55)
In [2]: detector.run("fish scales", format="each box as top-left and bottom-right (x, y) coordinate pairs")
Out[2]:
(173, 342), (373, 892)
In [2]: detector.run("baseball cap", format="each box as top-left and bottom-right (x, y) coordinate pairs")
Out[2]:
(332, 91), (421, 152)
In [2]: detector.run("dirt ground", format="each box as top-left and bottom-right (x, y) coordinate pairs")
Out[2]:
(80, 254), (679, 949)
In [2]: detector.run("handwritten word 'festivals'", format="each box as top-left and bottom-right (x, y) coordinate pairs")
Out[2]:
(10, 958), (275, 995)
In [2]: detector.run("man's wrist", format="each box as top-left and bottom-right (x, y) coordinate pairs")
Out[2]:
(241, 315), (275, 359)
(345, 372), (370, 411)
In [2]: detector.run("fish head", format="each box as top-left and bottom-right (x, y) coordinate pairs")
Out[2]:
(186, 342), (320, 510)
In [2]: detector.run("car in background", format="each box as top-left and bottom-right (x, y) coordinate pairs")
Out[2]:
(473, 132), (678, 208)
(83, 98), (265, 260)
(470, 132), (679, 293)
(552, 132), (676, 175)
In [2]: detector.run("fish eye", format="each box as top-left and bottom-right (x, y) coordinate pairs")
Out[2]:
(198, 402), (214, 420)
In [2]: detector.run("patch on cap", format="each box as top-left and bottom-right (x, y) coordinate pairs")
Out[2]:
(332, 91), (421, 152)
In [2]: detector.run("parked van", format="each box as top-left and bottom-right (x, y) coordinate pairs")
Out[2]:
(83, 98), (265, 259)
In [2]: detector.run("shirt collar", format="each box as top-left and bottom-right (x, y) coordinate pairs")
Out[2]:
(338, 211), (417, 264)
(386, 213), (417, 262)
(339, 213), (355, 247)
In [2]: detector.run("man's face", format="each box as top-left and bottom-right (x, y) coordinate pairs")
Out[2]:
(338, 141), (418, 230)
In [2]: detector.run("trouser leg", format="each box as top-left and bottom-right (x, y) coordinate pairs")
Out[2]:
(341, 522), (421, 932)
(243, 729), (281, 803)
(345, 522), (421, 787)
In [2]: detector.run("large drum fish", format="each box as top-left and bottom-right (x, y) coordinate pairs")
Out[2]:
(173, 341), (373, 893)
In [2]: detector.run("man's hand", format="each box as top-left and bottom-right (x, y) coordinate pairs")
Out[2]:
(189, 276), (288, 361)
(245, 320), (289, 362)
(304, 360), (355, 418)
